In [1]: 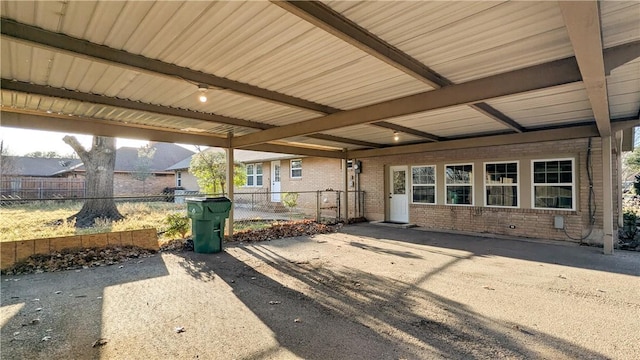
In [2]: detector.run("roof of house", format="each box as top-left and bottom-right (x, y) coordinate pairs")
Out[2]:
(166, 148), (297, 171)
(4, 142), (194, 176)
(112, 142), (195, 173)
(1, 156), (82, 177)
(71, 142), (194, 173)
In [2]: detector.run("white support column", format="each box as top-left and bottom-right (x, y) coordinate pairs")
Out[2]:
(617, 132), (624, 228)
(225, 141), (234, 240)
(342, 154), (348, 223)
(602, 135), (614, 254)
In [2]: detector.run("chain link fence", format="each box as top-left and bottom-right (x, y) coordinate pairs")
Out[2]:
(0, 190), (365, 242)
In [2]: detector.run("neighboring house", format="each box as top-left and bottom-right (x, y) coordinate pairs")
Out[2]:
(73, 142), (195, 196)
(167, 148), (349, 195)
(1, 142), (195, 198)
(166, 149), (352, 214)
(0, 157), (84, 198)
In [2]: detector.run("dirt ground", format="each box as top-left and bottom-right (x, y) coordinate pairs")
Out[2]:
(2, 223), (639, 359)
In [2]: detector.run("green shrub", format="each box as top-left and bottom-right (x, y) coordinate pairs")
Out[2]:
(282, 192), (299, 209)
(164, 213), (190, 239)
(621, 209), (638, 240)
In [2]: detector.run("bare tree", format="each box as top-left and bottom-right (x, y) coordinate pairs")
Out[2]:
(131, 144), (156, 195)
(0, 140), (18, 176)
(63, 136), (123, 227)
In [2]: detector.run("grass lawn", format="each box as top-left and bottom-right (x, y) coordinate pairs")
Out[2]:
(0, 201), (187, 242)
(0, 201), (293, 242)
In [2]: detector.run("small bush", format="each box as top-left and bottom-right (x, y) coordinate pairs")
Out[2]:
(282, 192), (299, 220)
(164, 213), (190, 239)
(621, 209), (638, 240)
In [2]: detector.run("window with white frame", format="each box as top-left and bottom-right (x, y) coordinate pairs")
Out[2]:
(445, 164), (473, 205)
(532, 158), (574, 210)
(411, 165), (436, 204)
(485, 161), (518, 207)
(176, 171), (182, 187)
(291, 159), (302, 178)
(246, 164), (263, 187)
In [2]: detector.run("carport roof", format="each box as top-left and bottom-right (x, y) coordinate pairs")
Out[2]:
(1, 1), (639, 158)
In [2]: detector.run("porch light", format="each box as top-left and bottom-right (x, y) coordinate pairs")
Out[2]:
(393, 131), (399, 142)
(198, 84), (208, 103)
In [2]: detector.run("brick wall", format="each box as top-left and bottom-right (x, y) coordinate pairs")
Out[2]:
(1, 229), (158, 270)
(113, 173), (175, 196)
(236, 158), (350, 215)
(358, 138), (617, 244)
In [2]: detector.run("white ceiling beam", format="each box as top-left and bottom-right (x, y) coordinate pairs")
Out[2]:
(349, 117), (640, 159)
(232, 56), (583, 148)
(1, 79), (376, 149)
(348, 124), (599, 158)
(0, 109), (346, 159)
(559, 1), (611, 137)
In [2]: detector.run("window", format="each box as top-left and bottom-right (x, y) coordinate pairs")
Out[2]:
(176, 171), (182, 187)
(485, 162), (518, 207)
(291, 159), (302, 178)
(445, 164), (473, 205)
(412, 165), (436, 204)
(245, 164), (263, 187)
(532, 158), (574, 210)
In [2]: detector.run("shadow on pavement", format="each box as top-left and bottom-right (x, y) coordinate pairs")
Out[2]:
(341, 223), (640, 276)
(172, 238), (607, 359)
(1, 255), (169, 360)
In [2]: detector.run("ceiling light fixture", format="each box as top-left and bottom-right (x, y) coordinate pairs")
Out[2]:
(197, 84), (208, 103)
(393, 131), (400, 142)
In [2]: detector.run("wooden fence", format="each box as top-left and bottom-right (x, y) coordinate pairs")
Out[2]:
(0, 177), (85, 199)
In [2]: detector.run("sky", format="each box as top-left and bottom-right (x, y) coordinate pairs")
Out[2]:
(0, 127), (197, 156)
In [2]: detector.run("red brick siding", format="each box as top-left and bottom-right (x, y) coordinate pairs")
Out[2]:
(358, 138), (616, 244)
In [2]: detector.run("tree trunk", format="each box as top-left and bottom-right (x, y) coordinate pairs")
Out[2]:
(63, 136), (123, 228)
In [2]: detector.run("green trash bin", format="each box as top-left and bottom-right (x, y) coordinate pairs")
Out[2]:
(186, 197), (232, 254)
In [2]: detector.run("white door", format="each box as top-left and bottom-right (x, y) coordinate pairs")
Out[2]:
(389, 166), (409, 223)
(271, 160), (281, 202)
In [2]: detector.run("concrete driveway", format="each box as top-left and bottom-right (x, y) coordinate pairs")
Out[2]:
(2, 223), (639, 359)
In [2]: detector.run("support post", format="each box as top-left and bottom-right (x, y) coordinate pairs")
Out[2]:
(316, 190), (321, 222)
(225, 136), (234, 240)
(602, 136), (614, 254)
(342, 153), (348, 223)
(617, 132), (624, 228)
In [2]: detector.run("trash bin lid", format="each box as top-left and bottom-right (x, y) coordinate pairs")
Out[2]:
(185, 196), (231, 202)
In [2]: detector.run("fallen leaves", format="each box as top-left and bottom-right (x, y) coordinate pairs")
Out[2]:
(3, 220), (338, 275)
(233, 220), (341, 243)
(92, 338), (108, 348)
(1, 246), (157, 275)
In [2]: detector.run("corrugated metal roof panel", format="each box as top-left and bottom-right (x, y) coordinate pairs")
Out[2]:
(324, 1), (573, 83)
(1, 38), (320, 127)
(0, 90), (258, 137)
(607, 58), (640, 119)
(600, 1), (640, 47)
(484, 83), (594, 128)
(90, 1), (431, 110)
(379, 106), (510, 138)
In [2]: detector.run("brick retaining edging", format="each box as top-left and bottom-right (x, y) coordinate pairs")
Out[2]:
(0, 228), (158, 270)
